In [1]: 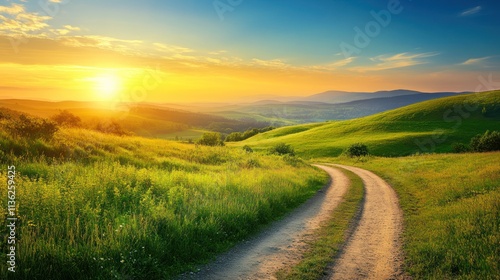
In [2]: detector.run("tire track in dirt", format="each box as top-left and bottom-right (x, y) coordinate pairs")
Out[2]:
(181, 165), (349, 280)
(326, 164), (404, 280)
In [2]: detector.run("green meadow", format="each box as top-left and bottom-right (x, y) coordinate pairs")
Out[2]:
(236, 90), (500, 158)
(0, 125), (327, 279)
(0, 90), (498, 279)
(332, 153), (499, 279)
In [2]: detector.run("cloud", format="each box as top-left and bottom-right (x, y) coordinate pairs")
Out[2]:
(310, 57), (356, 71)
(460, 6), (482, 17)
(153, 43), (194, 54)
(251, 59), (292, 69)
(0, 3), (52, 35)
(460, 56), (493, 66)
(350, 52), (439, 72)
(0, 3), (24, 15)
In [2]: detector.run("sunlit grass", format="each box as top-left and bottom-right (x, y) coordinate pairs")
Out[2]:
(0, 127), (327, 279)
(333, 153), (500, 279)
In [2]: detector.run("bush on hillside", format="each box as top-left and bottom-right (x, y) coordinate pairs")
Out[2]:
(197, 132), (224, 146)
(451, 143), (470, 153)
(346, 143), (369, 158)
(96, 121), (130, 136)
(7, 114), (59, 140)
(243, 145), (253, 153)
(470, 130), (500, 152)
(225, 126), (275, 142)
(269, 143), (295, 156)
(51, 110), (81, 127)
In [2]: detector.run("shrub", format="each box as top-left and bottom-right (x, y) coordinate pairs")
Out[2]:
(96, 121), (129, 136)
(226, 132), (244, 142)
(225, 126), (275, 142)
(451, 143), (469, 153)
(51, 110), (81, 127)
(243, 145), (253, 153)
(242, 158), (260, 168)
(470, 130), (500, 152)
(197, 132), (224, 146)
(269, 143), (295, 156)
(346, 143), (369, 158)
(7, 114), (59, 140)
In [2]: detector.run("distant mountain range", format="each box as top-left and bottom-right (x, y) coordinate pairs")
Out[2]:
(300, 89), (425, 104)
(0, 90), (473, 136)
(213, 90), (470, 124)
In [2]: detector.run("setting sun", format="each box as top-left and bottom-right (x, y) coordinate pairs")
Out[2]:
(93, 74), (122, 100)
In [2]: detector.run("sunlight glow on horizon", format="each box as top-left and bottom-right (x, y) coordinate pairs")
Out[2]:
(92, 74), (123, 101)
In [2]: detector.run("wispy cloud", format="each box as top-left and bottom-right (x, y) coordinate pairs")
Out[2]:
(460, 56), (492, 66)
(460, 6), (482, 17)
(310, 57), (356, 71)
(154, 43), (194, 54)
(0, 3), (51, 35)
(350, 52), (439, 72)
(251, 59), (292, 69)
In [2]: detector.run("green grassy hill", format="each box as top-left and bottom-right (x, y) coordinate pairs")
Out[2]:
(334, 153), (499, 279)
(0, 100), (270, 139)
(236, 90), (500, 158)
(0, 113), (327, 279)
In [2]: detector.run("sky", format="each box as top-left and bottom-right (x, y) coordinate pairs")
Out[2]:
(1, 0), (500, 103)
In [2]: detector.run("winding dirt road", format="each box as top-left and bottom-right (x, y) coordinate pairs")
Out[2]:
(327, 164), (404, 280)
(182, 165), (349, 280)
(181, 164), (404, 280)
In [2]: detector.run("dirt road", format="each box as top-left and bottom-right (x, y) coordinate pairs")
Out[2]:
(326, 164), (404, 280)
(182, 165), (349, 280)
(181, 164), (404, 280)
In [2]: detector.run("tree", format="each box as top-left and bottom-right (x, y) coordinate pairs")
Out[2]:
(197, 132), (224, 146)
(451, 143), (469, 153)
(51, 110), (81, 127)
(269, 143), (295, 156)
(470, 130), (500, 152)
(8, 114), (59, 140)
(96, 121), (129, 136)
(346, 143), (369, 158)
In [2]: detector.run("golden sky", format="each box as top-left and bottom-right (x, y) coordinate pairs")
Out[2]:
(1, 2), (499, 103)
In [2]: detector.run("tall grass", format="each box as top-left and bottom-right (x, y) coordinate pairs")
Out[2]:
(0, 127), (327, 279)
(334, 153), (499, 279)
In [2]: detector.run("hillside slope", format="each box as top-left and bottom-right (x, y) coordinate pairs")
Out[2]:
(236, 90), (500, 158)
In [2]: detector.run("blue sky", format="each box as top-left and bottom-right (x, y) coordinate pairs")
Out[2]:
(1, 0), (499, 101)
(38, 0), (500, 65)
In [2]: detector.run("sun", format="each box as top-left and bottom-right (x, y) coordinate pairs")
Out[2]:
(93, 74), (123, 100)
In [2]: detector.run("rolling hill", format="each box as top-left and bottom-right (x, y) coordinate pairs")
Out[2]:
(234, 90), (500, 158)
(0, 99), (271, 138)
(222, 92), (467, 124)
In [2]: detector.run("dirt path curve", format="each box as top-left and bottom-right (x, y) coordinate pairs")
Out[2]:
(326, 164), (404, 280)
(181, 165), (349, 280)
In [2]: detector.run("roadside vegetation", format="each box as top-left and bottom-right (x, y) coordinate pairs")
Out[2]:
(0, 110), (327, 279)
(333, 153), (499, 279)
